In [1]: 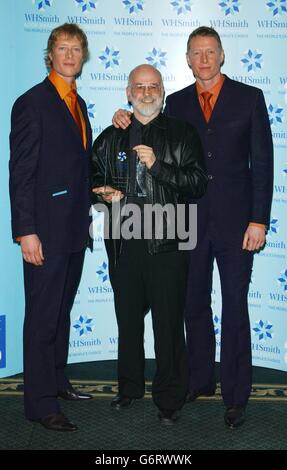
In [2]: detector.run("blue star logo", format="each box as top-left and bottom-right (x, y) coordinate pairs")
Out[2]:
(253, 320), (273, 341)
(218, 0), (240, 15)
(146, 48), (167, 69)
(87, 102), (96, 119)
(170, 0), (192, 15)
(96, 261), (109, 282)
(117, 151), (127, 162)
(266, 0), (287, 16)
(74, 0), (97, 12)
(268, 217), (279, 236)
(122, 0), (144, 14)
(213, 314), (221, 337)
(73, 315), (94, 336)
(283, 163), (287, 177)
(99, 46), (120, 69)
(32, 0), (52, 11)
(278, 269), (287, 291)
(241, 49), (263, 73)
(268, 104), (284, 126)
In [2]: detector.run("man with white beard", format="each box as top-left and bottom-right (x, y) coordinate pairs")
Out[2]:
(91, 64), (207, 425)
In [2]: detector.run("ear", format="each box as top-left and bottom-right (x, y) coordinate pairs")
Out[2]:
(126, 86), (131, 102)
(48, 52), (53, 64)
(186, 52), (191, 67)
(220, 49), (225, 67)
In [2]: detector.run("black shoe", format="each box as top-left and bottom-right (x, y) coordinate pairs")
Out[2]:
(185, 388), (216, 403)
(37, 413), (78, 432)
(110, 394), (138, 410)
(158, 409), (179, 426)
(224, 406), (245, 429)
(58, 388), (93, 400)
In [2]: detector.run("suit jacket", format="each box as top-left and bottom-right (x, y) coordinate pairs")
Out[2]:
(9, 77), (92, 254)
(165, 75), (273, 241)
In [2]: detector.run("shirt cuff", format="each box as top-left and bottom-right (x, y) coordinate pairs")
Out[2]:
(249, 222), (266, 229)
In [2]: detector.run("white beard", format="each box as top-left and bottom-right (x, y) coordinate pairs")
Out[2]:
(131, 95), (163, 117)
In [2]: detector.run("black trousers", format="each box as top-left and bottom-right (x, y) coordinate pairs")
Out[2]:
(23, 250), (85, 420)
(109, 239), (189, 411)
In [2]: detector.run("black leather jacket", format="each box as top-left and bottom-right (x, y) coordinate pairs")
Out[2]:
(91, 113), (208, 263)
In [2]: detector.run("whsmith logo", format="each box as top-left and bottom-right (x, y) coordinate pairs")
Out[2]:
(277, 269), (287, 291)
(122, 0), (144, 14)
(251, 319), (280, 358)
(268, 103), (284, 127)
(146, 48), (167, 69)
(114, 0), (152, 26)
(96, 261), (109, 282)
(99, 46), (120, 69)
(90, 72), (128, 81)
(257, 0), (287, 27)
(67, 16), (105, 25)
(233, 50), (270, 86)
(74, 0), (97, 13)
(268, 217), (279, 236)
(218, 0), (241, 16)
(213, 314), (221, 337)
(32, 0), (53, 11)
(211, 1), (248, 28)
(160, 0), (199, 27)
(170, 0), (192, 15)
(252, 320), (273, 341)
(241, 49), (263, 73)
(0, 315), (6, 369)
(265, 0), (287, 16)
(73, 314), (94, 337)
(87, 102), (96, 119)
(268, 269), (287, 304)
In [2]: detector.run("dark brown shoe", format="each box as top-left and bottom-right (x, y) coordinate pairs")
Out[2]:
(158, 409), (179, 425)
(224, 406), (245, 429)
(110, 394), (139, 410)
(38, 413), (78, 432)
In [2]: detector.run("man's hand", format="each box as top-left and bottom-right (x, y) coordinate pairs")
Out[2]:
(112, 109), (132, 129)
(20, 234), (44, 266)
(93, 186), (124, 203)
(133, 145), (156, 170)
(242, 225), (266, 251)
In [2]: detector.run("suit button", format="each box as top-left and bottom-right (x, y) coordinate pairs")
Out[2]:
(208, 175), (213, 180)
(207, 128), (213, 134)
(207, 152), (212, 157)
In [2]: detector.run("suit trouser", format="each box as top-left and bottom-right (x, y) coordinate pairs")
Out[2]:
(23, 250), (85, 420)
(185, 228), (253, 407)
(109, 239), (189, 411)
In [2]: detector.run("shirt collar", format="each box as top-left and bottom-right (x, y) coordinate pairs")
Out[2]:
(196, 73), (225, 97)
(131, 112), (166, 130)
(48, 69), (76, 100)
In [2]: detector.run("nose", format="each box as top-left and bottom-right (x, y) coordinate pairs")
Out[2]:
(201, 52), (208, 63)
(143, 86), (152, 96)
(65, 48), (73, 58)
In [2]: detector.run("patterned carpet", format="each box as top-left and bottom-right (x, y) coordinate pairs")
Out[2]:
(0, 362), (287, 451)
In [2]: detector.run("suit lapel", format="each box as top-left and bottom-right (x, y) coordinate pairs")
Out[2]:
(187, 84), (207, 127)
(208, 76), (232, 125)
(44, 77), (88, 150)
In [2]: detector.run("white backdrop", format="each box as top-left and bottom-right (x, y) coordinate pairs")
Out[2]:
(1, 0), (286, 377)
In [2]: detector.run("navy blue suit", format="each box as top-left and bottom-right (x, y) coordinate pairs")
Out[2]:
(165, 76), (273, 406)
(9, 77), (92, 419)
